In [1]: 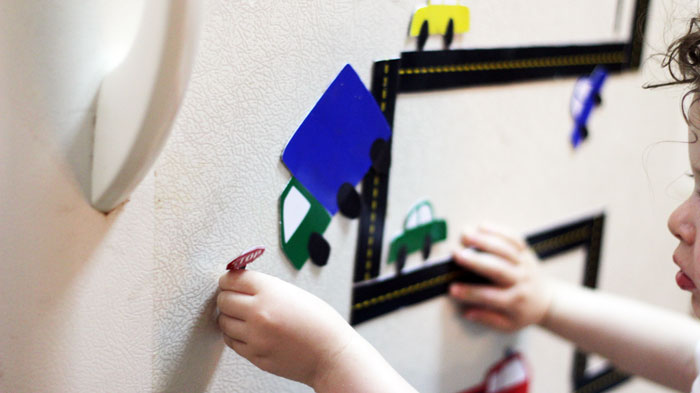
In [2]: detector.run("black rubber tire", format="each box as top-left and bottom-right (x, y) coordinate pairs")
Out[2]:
(417, 21), (429, 51)
(337, 183), (361, 219)
(422, 235), (432, 260)
(444, 19), (454, 49)
(396, 246), (408, 274)
(308, 232), (330, 267)
(594, 93), (602, 106)
(580, 125), (589, 141)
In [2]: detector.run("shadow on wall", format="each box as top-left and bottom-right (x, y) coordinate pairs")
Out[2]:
(0, 119), (119, 390)
(158, 292), (225, 393)
(0, 2), (163, 391)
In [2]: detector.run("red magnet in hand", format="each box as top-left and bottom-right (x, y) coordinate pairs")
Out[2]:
(227, 246), (265, 270)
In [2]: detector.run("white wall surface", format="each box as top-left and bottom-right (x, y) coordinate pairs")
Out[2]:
(2, 1), (699, 393)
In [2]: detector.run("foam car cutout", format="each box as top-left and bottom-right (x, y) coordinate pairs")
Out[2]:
(280, 178), (332, 269)
(409, 1), (470, 51)
(279, 64), (392, 269)
(461, 352), (530, 393)
(570, 66), (607, 148)
(388, 200), (447, 273)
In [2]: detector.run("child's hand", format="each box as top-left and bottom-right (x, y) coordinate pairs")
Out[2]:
(217, 270), (357, 388)
(449, 224), (553, 332)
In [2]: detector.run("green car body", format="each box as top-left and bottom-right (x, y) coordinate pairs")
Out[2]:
(279, 177), (331, 269)
(388, 200), (447, 264)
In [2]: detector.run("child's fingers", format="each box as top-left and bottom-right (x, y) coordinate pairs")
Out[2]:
(222, 334), (250, 356)
(476, 223), (527, 252)
(449, 283), (512, 310)
(460, 230), (520, 264)
(453, 248), (517, 285)
(219, 269), (266, 294)
(218, 314), (248, 341)
(463, 308), (515, 332)
(217, 290), (255, 320)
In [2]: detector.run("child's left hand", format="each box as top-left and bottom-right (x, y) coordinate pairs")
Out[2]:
(449, 224), (553, 332)
(217, 270), (356, 387)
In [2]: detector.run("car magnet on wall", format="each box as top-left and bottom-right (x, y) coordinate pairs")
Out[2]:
(388, 200), (447, 273)
(570, 66), (608, 148)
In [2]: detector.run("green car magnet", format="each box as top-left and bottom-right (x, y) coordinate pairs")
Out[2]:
(388, 200), (447, 272)
(280, 177), (332, 269)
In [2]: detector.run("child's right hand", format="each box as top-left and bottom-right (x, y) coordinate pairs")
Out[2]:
(449, 224), (554, 332)
(217, 270), (357, 388)
(217, 270), (419, 393)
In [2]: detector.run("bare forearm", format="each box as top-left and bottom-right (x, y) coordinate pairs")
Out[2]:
(312, 332), (418, 393)
(540, 279), (700, 392)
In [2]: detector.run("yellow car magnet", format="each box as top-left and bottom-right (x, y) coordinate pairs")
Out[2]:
(409, 1), (470, 50)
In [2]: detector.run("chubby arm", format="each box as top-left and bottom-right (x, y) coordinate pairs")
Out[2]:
(541, 280), (699, 392)
(449, 224), (700, 392)
(217, 270), (418, 393)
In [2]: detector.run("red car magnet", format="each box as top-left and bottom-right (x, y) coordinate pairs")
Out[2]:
(227, 246), (265, 270)
(460, 352), (529, 393)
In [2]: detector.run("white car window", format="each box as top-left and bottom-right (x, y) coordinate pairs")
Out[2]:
(416, 203), (433, 225)
(486, 359), (527, 393)
(283, 186), (310, 243)
(405, 209), (419, 229)
(570, 78), (590, 116)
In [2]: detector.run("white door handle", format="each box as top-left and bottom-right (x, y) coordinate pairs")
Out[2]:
(91, 0), (202, 212)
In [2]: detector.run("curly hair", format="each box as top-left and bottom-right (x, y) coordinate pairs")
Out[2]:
(648, 17), (700, 131)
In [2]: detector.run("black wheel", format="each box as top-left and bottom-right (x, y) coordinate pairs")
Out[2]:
(337, 182), (361, 219)
(444, 19), (454, 49)
(370, 138), (391, 174)
(593, 93), (602, 106)
(422, 235), (432, 260)
(580, 125), (589, 141)
(308, 232), (330, 267)
(396, 246), (408, 274)
(417, 20), (429, 51)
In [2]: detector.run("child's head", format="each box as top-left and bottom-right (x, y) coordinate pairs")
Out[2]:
(664, 17), (700, 316)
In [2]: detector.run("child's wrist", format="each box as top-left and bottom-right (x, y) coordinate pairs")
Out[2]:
(537, 276), (562, 328)
(310, 330), (369, 392)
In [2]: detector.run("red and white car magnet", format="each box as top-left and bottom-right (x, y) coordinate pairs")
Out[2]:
(460, 352), (529, 393)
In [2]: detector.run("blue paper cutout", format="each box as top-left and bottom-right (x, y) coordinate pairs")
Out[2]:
(282, 64), (392, 215)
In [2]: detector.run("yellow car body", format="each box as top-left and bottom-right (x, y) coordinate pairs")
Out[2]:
(409, 3), (470, 36)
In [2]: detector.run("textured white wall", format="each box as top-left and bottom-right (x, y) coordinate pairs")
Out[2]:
(154, 1), (696, 393)
(153, 2), (412, 391)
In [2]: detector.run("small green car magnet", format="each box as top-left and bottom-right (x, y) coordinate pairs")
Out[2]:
(388, 200), (447, 272)
(280, 177), (332, 269)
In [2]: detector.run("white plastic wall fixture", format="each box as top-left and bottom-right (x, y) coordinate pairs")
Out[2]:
(91, 0), (202, 212)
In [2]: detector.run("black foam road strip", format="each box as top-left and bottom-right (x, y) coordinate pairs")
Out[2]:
(350, 213), (604, 325)
(568, 216), (631, 391)
(351, 256), (490, 325)
(526, 214), (601, 259)
(574, 366), (631, 393)
(628, 0), (651, 69)
(353, 59), (401, 283)
(397, 44), (629, 92)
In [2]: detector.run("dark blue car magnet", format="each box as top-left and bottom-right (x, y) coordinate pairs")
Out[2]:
(282, 64), (392, 216)
(570, 66), (608, 148)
